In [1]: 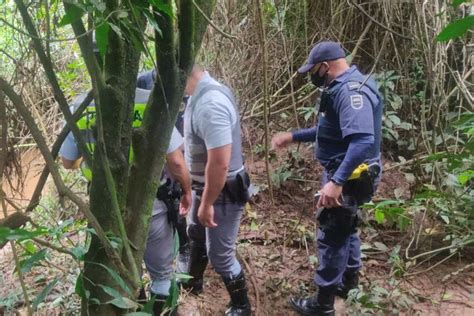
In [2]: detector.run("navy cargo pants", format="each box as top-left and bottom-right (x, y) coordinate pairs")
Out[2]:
(315, 171), (378, 287)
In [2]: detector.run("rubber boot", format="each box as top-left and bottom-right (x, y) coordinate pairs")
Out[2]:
(335, 272), (359, 299)
(152, 294), (177, 316)
(222, 270), (251, 316)
(182, 240), (208, 295)
(289, 286), (336, 316)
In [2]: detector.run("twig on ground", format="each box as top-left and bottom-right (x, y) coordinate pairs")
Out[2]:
(241, 255), (261, 316)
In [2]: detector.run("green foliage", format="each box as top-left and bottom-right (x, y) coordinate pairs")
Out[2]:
(437, 15), (474, 42)
(32, 278), (59, 310)
(374, 71), (414, 150)
(0, 226), (49, 244)
(346, 282), (413, 314)
(368, 199), (411, 231)
(19, 249), (48, 274)
(297, 106), (317, 122)
(271, 163), (293, 188)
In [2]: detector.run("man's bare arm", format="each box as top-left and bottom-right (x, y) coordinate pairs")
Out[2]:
(200, 144), (232, 207)
(166, 149), (192, 195)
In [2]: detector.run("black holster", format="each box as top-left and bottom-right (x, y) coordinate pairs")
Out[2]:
(156, 179), (182, 226)
(224, 169), (251, 203)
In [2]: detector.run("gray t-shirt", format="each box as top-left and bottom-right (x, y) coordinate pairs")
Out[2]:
(191, 72), (237, 149)
(185, 72), (239, 182)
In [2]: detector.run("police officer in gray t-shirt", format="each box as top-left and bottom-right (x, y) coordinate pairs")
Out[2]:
(183, 67), (251, 316)
(60, 89), (192, 315)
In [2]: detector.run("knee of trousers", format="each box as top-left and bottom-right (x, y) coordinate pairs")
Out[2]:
(208, 251), (240, 277)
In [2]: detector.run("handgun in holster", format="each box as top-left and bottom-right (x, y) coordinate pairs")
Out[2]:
(156, 179), (182, 226)
(346, 162), (381, 205)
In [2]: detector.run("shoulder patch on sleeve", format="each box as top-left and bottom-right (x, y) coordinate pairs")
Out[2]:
(350, 94), (364, 110)
(347, 81), (361, 90)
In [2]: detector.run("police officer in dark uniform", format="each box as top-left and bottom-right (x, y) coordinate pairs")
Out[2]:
(272, 41), (383, 315)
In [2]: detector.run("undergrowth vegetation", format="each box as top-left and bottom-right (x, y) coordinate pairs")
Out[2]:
(0, 0), (473, 314)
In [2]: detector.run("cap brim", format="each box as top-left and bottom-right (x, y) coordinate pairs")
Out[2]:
(297, 63), (314, 74)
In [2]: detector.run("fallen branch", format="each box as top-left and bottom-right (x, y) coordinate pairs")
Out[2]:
(241, 255), (261, 316)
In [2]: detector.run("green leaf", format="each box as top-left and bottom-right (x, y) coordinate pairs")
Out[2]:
(149, 0), (174, 17)
(142, 295), (156, 314)
(75, 272), (89, 300)
(174, 273), (193, 281)
(19, 249), (48, 274)
(374, 199), (401, 209)
(58, 2), (85, 27)
(437, 16), (474, 42)
(452, 0), (468, 7)
(95, 23), (109, 59)
(373, 242), (388, 252)
(98, 284), (123, 300)
(143, 10), (163, 38)
(0, 227), (49, 244)
(32, 278), (58, 309)
(71, 246), (87, 260)
(166, 278), (179, 312)
(88, 262), (132, 296)
(173, 230), (179, 257)
(374, 209), (385, 224)
(457, 170), (474, 186)
(107, 297), (138, 309)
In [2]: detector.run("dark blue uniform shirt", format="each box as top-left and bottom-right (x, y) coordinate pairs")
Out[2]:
(316, 65), (382, 167)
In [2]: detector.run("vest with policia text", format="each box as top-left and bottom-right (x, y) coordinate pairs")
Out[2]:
(76, 88), (150, 180)
(184, 83), (244, 181)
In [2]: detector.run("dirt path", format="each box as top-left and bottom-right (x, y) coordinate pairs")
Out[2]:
(1, 147), (473, 314)
(1, 149), (45, 218)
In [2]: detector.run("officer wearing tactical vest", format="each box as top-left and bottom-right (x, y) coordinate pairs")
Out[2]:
(272, 41), (383, 315)
(60, 88), (192, 316)
(183, 66), (251, 316)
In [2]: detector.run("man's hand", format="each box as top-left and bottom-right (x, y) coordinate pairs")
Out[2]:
(197, 203), (218, 228)
(271, 132), (293, 150)
(317, 181), (343, 208)
(179, 190), (192, 216)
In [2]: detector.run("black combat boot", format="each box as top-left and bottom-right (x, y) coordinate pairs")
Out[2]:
(335, 272), (359, 299)
(289, 286), (336, 316)
(222, 270), (251, 316)
(182, 240), (208, 295)
(152, 294), (177, 316)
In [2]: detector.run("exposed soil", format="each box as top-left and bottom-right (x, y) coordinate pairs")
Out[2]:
(1, 149), (45, 218)
(1, 146), (473, 315)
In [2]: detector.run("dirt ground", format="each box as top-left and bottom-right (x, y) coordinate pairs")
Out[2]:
(1, 146), (473, 315)
(1, 149), (45, 218)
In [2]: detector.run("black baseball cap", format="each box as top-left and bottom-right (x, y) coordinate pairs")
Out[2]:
(298, 41), (346, 74)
